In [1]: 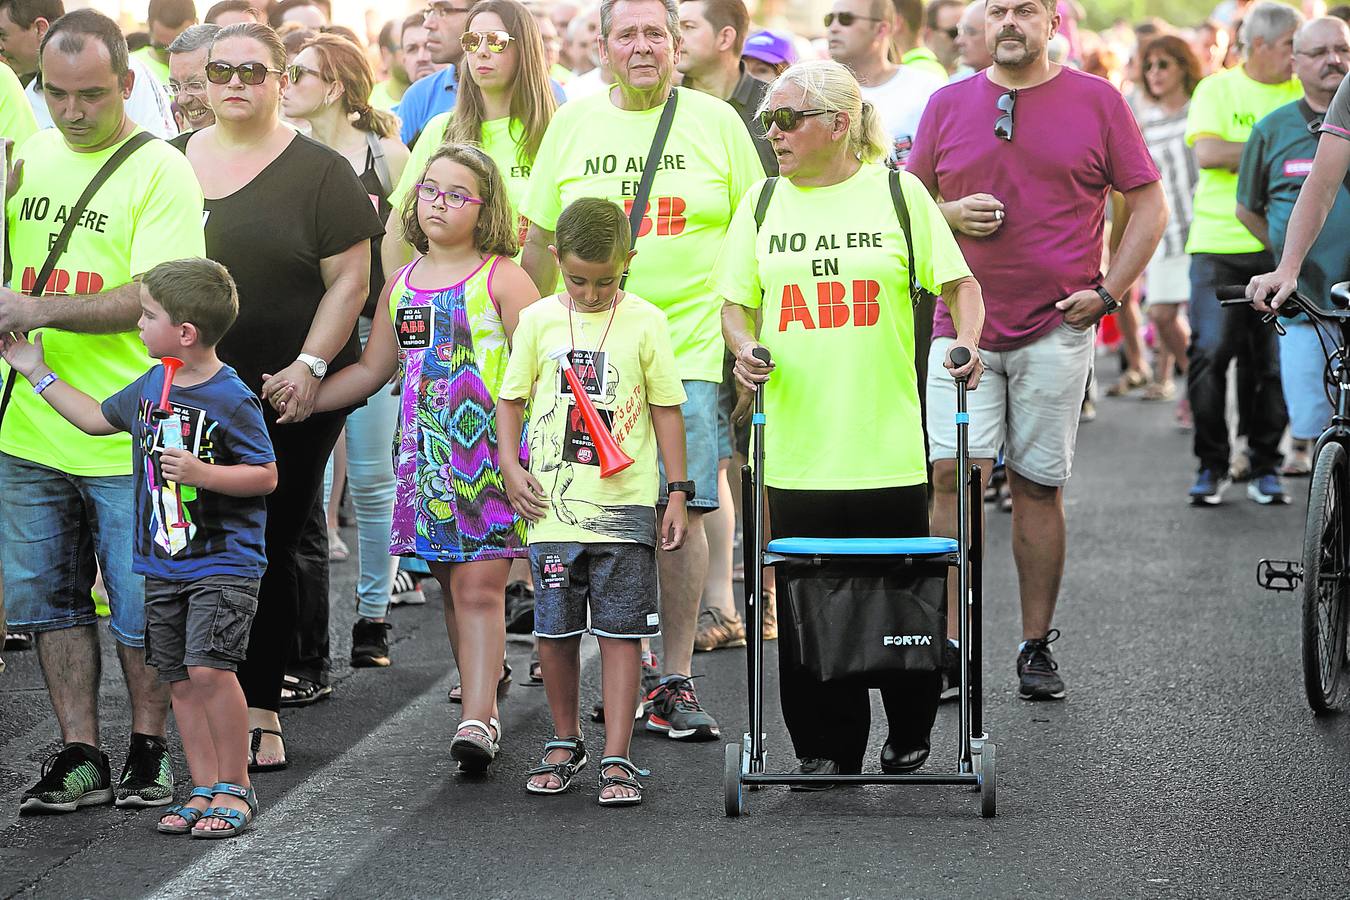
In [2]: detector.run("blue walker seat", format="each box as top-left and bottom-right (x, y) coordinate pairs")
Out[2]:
(765, 537), (959, 557)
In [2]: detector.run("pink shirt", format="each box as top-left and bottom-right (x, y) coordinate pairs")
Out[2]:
(906, 68), (1159, 352)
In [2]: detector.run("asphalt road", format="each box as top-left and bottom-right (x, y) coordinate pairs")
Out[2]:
(2, 372), (1349, 899)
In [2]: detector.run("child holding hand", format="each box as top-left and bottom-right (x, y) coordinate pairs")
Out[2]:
(2, 258), (276, 838)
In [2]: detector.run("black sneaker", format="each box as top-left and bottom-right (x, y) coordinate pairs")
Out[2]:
(645, 675), (720, 741)
(115, 733), (174, 807)
(939, 641), (961, 703)
(4, 631), (33, 651)
(351, 618), (393, 668)
(1016, 629), (1066, 701)
(504, 581), (535, 634)
(20, 743), (113, 814)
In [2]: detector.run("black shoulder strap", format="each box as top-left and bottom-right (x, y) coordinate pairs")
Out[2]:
(1298, 100), (1350, 195)
(889, 167), (937, 453)
(753, 176), (778, 231)
(0, 130), (157, 430)
(620, 89), (679, 289)
(365, 130), (392, 198)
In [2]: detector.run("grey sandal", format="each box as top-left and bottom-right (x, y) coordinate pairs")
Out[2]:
(525, 737), (588, 795)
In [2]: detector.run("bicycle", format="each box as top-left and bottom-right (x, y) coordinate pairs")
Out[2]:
(1219, 281), (1350, 714)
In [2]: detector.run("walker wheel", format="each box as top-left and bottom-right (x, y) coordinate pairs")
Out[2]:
(979, 742), (997, 818)
(724, 743), (745, 817)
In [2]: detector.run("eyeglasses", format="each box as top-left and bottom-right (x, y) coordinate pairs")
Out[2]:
(286, 63), (326, 83)
(169, 79), (207, 96)
(757, 106), (833, 135)
(824, 11), (882, 27)
(415, 183), (485, 208)
(205, 61), (283, 85)
(460, 30), (515, 54)
(423, 2), (471, 19)
(994, 88), (1016, 142)
(1143, 58), (1172, 73)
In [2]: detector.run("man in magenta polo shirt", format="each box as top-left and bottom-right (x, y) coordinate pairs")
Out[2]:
(908, 0), (1165, 701)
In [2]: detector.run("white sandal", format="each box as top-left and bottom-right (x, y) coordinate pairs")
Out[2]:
(450, 717), (501, 774)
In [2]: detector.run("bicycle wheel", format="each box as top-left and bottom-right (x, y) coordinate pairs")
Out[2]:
(1301, 441), (1350, 713)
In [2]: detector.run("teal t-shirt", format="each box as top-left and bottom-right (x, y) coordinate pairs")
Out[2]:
(1236, 99), (1350, 306)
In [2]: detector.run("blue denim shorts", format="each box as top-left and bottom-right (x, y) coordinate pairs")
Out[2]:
(657, 379), (720, 511)
(0, 452), (145, 646)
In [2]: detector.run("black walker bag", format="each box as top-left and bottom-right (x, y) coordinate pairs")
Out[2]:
(781, 558), (947, 683)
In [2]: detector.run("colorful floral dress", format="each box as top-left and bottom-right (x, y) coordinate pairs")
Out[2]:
(388, 256), (526, 562)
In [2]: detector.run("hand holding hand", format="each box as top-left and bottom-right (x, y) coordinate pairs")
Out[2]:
(261, 361), (317, 424)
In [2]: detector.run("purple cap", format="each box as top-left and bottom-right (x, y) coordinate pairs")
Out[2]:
(742, 30), (797, 67)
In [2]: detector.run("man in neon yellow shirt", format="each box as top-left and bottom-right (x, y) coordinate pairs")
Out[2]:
(0, 10), (204, 815)
(0, 57), (37, 146)
(891, 0), (949, 78)
(131, 0), (197, 89)
(1184, 1), (1304, 507)
(521, 0), (763, 743)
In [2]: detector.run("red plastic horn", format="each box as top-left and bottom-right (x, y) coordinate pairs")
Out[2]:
(157, 356), (183, 413)
(549, 348), (634, 478)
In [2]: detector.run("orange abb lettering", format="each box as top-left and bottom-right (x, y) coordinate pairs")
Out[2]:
(622, 197), (687, 238)
(778, 280), (881, 331)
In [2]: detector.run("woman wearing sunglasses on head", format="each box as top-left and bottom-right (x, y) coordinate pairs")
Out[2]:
(171, 22), (385, 773)
(385, 0), (558, 268)
(712, 60), (984, 784)
(280, 32), (413, 669)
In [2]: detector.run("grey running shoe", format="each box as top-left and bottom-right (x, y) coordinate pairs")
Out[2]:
(1017, 630), (1066, 701)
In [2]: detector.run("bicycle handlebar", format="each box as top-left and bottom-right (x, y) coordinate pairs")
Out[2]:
(1215, 284), (1316, 320)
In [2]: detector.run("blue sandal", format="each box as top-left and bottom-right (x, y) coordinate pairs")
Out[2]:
(191, 782), (258, 840)
(156, 786), (215, 834)
(597, 757), (647, 807)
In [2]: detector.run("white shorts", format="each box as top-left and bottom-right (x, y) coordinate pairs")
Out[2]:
(1145, 253), (1190, 305)
(927, 323), (1095, 487)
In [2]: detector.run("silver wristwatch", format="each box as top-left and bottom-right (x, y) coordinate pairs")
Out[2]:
(297, 353), (328, 379)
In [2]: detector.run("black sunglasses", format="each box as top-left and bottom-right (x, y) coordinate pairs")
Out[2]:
(1143, 58), (1172, 73)
(757, 106), (833, 135)
(941, 26), (959, 39)
(205, 60), (282, 85)
(824, 11), (881, 26)
(994, 89), (1016, 142)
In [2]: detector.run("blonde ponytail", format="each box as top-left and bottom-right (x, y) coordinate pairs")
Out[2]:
(856, 100), (889, 164)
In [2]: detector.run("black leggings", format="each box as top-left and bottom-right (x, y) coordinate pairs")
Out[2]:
(237, 408), (346, 712)
(767, 484), (940, 772)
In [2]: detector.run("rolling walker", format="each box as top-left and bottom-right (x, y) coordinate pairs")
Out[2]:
(723, 346), (996, 818)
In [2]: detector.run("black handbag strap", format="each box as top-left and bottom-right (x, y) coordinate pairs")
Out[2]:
(620, 89), (679, 289)
(0, 130), (157, 429)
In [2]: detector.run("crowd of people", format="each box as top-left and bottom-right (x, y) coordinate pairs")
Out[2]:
(0, 0), (1344, 825)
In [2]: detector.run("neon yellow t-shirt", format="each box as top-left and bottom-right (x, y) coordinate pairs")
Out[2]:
(709, 165), (971, 490)
(0, 62), (37, 146)
(498, 292), (687, 545)
(394, 113), (533, 245)
(369, 79), (405, 112)
(1185, 65), (1302, 255)
(521, 86), (764, 383)
(3, 129), (206, 476)
(901, 47), (948, 80)
(131, 47), (172, 88)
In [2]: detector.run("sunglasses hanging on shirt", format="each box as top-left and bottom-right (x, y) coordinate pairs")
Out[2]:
(994, 89), (1017, 142)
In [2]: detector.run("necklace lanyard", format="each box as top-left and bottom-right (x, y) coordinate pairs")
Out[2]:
(566, 294), (620, 360)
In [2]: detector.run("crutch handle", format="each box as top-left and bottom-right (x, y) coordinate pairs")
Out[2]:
(947, 345), (972, 380)
(750, 346), (772, 366)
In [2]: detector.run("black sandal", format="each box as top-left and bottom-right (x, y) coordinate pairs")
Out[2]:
(597, 756), (646, 807)
(248, 728), (288, 772)
(528, 648), (543, 685)
(524, 736), (588, 795)
(279, 675), (332, 707)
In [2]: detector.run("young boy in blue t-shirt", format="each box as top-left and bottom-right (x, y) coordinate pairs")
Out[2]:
(1, 258), (276, 839)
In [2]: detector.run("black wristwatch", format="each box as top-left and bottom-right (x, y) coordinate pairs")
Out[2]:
(666, 480), (696, 500)
(1095, 285), (1120, 314)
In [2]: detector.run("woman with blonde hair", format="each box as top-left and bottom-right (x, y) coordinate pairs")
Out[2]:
(713, 60), (984, 784)
(282, 31), (412, 668)
(386, 0), (557, 267)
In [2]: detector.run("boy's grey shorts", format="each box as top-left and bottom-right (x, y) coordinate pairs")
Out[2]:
(144, 574), (261, 683)
(529, 542), (660, 640)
